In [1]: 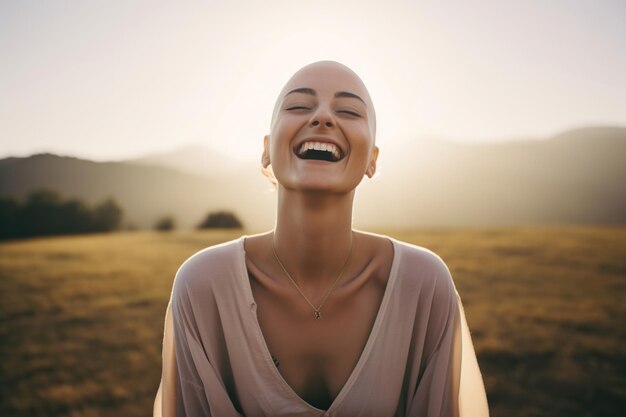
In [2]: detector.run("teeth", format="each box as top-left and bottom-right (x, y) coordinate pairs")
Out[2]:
(298, 141), (342, 161)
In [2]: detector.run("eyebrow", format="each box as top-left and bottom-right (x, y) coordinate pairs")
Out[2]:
(285, 87), (367, 106)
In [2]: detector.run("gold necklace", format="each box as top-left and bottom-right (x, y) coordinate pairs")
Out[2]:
(271, 231), (354, 319)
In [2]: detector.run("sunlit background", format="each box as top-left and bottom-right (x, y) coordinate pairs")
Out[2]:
(1, 2), (626, 417)
(2, 0), (625, 162)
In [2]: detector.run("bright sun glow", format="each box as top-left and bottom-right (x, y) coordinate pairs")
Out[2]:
(1, 0), (625, 161)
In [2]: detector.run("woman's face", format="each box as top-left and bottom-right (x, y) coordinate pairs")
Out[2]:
(263, 61), (378, 193)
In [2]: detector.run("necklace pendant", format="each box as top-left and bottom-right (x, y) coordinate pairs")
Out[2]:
(314, 310), (321, 319)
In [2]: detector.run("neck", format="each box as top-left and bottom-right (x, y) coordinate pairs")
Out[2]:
(272, 186), (355, 287)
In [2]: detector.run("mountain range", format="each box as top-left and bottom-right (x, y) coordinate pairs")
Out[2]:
(1, 126), (624, 231)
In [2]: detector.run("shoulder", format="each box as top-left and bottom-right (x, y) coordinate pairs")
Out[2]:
(172, 236), (244, 299)
(391, 238), (458, 302)
(394, 239), (452, 279)
(391, 239), (460, 346)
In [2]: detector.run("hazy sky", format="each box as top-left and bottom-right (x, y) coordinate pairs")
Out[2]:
(1, 0), (625, 161)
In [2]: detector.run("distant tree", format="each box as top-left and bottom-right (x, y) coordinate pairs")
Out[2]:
(92, 198), (123, 232)
(0, 197), (20, 239)
(197, 210), (243, 229)
(154, 216), (176, 231)
(16, 189), (64, 237)
(60, 199), (93, 233)
(0, 189), (125, 240)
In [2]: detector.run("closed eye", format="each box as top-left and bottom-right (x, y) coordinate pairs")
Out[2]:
(286, 106), (310, 111)
(338, 110), (361, 117)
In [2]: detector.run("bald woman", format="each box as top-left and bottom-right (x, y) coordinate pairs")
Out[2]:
(154, 61), (489, 417)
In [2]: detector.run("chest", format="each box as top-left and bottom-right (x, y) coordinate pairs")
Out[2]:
(250, 275), (387, 410)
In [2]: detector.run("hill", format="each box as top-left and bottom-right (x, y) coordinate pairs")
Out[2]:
(0, 126), (624, 229)
(123, 144), (245, 177)
(0, 154), (274, 230)
(359, 126), (626, 227)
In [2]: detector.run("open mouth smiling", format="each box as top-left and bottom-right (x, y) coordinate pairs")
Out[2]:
(294, 140), (345, 162)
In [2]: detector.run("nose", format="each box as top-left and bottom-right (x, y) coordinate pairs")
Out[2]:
(310, 106), (335, 128)
(311, 119), (334, 127)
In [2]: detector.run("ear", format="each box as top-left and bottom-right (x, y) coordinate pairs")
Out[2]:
(365, 146), (379, 178)
(261, 135), (271, 168)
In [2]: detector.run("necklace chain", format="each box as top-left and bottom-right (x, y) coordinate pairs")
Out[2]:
(271, 231), (354, 319)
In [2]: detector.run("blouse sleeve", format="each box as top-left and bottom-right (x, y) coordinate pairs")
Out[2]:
(455, 292), (490, 416)
(408, 282), (489, 416)
(153, 274), (244, 417)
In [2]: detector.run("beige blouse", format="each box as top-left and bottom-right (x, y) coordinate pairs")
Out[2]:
(153, 235), (489, 417)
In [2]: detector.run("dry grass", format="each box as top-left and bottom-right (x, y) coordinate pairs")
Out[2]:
(1, 226), (624, 416)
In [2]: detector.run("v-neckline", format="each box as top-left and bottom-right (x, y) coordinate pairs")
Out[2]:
(236, 234), (401, 414)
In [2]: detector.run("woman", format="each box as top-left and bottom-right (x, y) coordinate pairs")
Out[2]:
(154, 61), (489, 417)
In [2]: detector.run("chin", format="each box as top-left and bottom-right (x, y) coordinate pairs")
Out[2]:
(296, 183), (342, 193)
(286, 178), (361, 194)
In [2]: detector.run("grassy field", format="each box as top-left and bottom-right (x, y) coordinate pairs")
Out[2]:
(1, 226), (624, 416)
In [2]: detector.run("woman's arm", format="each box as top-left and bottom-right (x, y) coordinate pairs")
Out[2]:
(154, 296), (212, 417)
(407, 271), (489, 416)
(154, 268), (243, 417)
(455, 292), (490, 416)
